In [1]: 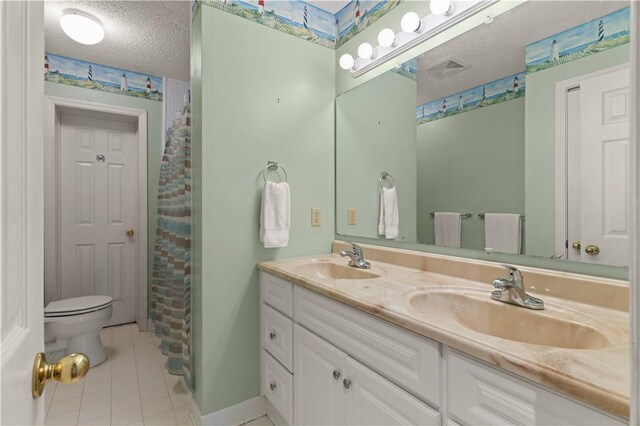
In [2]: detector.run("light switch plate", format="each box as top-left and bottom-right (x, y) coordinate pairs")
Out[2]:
(311, 208), (321, 226)
(347, 208), (357, 225)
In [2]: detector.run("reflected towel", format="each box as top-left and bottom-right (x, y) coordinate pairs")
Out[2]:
(485, 213), (521, 254)
(434, 212), (461, 248)
(383, 187), (399, 239)
(260, 181), (290, 248)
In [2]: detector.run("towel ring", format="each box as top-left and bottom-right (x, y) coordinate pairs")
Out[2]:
(379, 171), (395, 191)
(263, 161), (288, 183)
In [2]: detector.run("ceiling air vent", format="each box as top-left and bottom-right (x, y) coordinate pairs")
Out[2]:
(422, 58), (470, 80)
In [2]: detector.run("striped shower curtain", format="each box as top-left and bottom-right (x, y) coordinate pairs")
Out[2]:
(150, 99), (192, 390)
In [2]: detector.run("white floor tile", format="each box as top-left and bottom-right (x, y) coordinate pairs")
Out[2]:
(82, 389), (111, 408)
(245, 415), (274, 426)
(143, 409), (176, 426)
(111, 405), (143, 426)
(112, 393), (142, 413)
(169, 393), (190, 410)
(142, 396), (172, 419)
(139, 375), (166, 392)
(140, 385), (169, 405)
(48, 397), (82, 418)
(52, 382), (84, 403)
(81, 414), (112, 425)
(45, 409), (79, 426)
(79, 400), (111, 423)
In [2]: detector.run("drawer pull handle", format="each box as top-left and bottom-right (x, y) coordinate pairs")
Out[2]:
(343, 379), (351, 389)
(333, 370), (341, 380)
(269, 331), (276, 340)
(270, 382), (277, 391)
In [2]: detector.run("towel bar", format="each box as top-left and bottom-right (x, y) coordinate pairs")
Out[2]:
(430, 212), (472, 218)
(478, 213), (524, 219)
(263, 161), (288, 183)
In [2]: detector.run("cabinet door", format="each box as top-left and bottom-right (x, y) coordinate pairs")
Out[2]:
(294, 325), (347, 425)
(345, 358), (441, 425)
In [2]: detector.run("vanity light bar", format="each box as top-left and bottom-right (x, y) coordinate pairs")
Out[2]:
(349, 0), (497, 78)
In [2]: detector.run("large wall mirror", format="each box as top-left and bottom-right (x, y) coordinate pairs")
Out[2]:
(336, 1), (631, 277)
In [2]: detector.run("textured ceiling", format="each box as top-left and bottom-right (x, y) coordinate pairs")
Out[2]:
(416, 1), (629, 105)
(45, 0), (190, 82)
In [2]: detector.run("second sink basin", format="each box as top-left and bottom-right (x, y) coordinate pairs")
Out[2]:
(409, 290), (610, 350)
(295, 262), (381, 280)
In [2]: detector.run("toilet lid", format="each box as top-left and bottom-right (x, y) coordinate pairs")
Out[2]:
(45, 295), (112, 317)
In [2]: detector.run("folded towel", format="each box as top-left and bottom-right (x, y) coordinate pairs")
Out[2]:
(383, 187), (399, 239)
(260, 181), (290, 248)
(434, 212), (461, 248)
(378, 191), (385, 236)
(484, 213), (521, 254)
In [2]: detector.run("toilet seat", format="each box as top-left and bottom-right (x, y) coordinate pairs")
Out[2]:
(45, 295), (113, 318)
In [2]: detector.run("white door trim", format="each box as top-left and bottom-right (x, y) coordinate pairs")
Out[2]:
(44, 96), (148, 331)
(554, 63), (630, 260)
(630, 1), (639, 423)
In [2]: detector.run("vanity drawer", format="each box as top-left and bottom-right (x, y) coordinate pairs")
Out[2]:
(262, 303), (293, 372)
(447, 351), (624, 426)
(294, 286), (441, 408)
(261, 272), (293, 318)
(262, 350), (293, 425)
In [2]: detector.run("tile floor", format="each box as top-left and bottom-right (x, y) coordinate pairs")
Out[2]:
(44, 323), (198, 426)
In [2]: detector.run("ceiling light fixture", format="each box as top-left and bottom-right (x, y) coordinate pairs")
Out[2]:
(60, 9), (105, 45)
(430, 0), (454, 16)
(340, 0), (497, 78)
(378, 28), (396, 47)
(357, 43), (376, 60)
(401, 12), (422, 33)
(339, 54), (355, 70)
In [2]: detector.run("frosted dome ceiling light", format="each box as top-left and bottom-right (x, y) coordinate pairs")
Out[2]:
(401, 12), (422, 33)
(430, 0), (454, 16)
(357, 43), (375, 60)
(339, 53), (355, 70)
(378, 28), (396, 48)
(60, 9), (104, 45)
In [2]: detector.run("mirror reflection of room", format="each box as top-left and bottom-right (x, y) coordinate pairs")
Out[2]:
(336, 1), (630, 269)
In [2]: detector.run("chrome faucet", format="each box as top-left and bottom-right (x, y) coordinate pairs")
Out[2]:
(340, 243), (371, 269)
(491, 264), (544, 310)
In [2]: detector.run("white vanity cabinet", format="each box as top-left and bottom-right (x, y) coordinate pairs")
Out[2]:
(260, 271), (625, 426)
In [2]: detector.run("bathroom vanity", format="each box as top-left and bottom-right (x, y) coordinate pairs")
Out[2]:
(257, 242), (628, 426)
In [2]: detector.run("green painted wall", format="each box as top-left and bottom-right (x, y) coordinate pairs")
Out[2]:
(417, 98), (525, 250)
(192, 5), (335, 415)
(44, 81), (163, 307)
(336, 71), (417, 242)
(190, 10), (204, 410)
(524, 45), (629, 259)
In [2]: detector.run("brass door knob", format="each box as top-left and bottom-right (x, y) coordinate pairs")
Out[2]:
(32, 353), (89, 398)
(126, 228), (135, 237)
(571, 241), (581, 250)
(585, 244), (600, 256)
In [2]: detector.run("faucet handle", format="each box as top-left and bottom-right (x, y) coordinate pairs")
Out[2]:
(500, 264), (523, 287)
(345, 241), (363, 256)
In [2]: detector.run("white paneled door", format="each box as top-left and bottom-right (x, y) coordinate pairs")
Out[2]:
(578, 67), (631, 266)
(59, 113), (138, 325)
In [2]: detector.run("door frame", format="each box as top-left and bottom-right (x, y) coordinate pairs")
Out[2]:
(553, 63), (630, 259)
(44, 96), (148, 331)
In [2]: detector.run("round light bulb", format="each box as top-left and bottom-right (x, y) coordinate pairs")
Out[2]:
(339, 53), (355, 70)
(430, 0), (453, 16)
(60, 9), (104, 45)
(378, 28), (396, 48)
(401, 12), (422, 33)
(357, 42), (375, 60)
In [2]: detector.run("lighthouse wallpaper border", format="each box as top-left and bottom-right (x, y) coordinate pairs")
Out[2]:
(525, 7), (629, 74)
(416, 72), (526, 125)
(44, 53), (163, 102)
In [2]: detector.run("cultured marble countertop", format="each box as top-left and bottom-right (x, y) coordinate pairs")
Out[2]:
(258, 249), (629, 420)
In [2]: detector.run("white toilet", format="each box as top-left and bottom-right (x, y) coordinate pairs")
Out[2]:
(44, 295), (113, 366)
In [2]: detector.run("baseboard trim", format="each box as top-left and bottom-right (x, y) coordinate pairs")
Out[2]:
(201, 395), (267, 426)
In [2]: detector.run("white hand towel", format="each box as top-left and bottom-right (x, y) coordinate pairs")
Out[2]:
(378, 191), (385, 236)
(484, 213), (521, 254)
(260, 181), (290, 248)
(383, 187), (399, 239)
(434, 212), (461, 248)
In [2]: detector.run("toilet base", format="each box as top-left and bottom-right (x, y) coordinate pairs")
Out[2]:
(67, 333), (107, 366)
